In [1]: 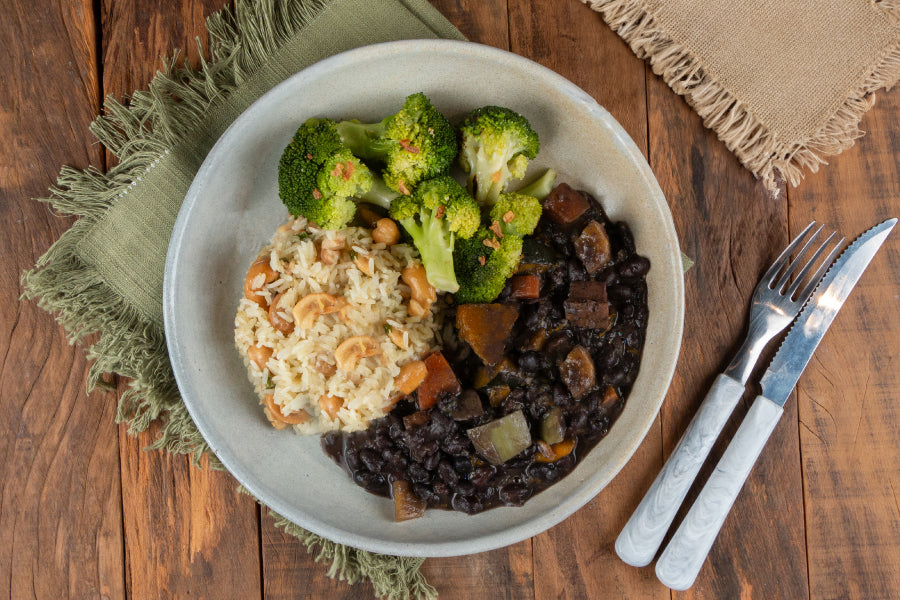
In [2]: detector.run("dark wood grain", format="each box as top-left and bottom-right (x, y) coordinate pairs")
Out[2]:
(100, 1), (262, 597)
(0, 1), (126, 599)
(646, 52), (810, 598)
(507, 2), (667, 598)
(788, 92), (900, 600)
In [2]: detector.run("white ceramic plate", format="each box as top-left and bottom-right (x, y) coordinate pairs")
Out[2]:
(164, 39), (684, 557)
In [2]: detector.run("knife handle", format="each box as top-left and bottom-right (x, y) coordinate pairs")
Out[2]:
(615, 373), (745, 567)
(655, 395), (784, 590)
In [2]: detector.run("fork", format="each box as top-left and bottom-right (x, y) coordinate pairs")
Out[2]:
(615, 222), (843, 568)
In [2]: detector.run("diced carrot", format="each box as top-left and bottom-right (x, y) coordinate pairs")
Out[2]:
(416, 352), (461, 410)
(535, 438), (577, 463)
(392, 481), (426, 522)
(508, 274), (540, 299)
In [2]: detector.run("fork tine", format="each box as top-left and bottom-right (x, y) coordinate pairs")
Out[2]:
(760, 221), (817, 285)
(794, 236), (845, 301)
(772, 223), (825, 292)
(785, 231), (837, 298)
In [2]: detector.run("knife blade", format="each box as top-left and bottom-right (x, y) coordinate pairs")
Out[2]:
(655, 218), (896, 591)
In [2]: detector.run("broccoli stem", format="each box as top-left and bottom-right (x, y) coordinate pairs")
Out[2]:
(517, 168), (557, 200)
(357, 177), (399, 210)
(335, 120), (395, 162)
(401, 209), (460, 293)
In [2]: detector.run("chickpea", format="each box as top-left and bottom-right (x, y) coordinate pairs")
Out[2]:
(264, 393), (311, 426)
(318, 394), (344, 421)
(401, 264), (436, 318)
(372, 218), (400, 246)
(244, 258), (277, 308)
(393, 360), (428, 396)
(247, 344), (273, 370)
(268, 293), (295, 335)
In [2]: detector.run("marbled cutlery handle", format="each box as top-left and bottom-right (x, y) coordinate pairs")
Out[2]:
(615, 373), (745, 567)
(655, 395), (784, 590)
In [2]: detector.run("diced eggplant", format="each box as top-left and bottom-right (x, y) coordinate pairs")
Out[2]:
(417, 352), (461, 410)
(559, 345), (596, 399)
(447, 389), (485, 421)
(392, 480), (427, 522)
(574, 221), (612, 274)
(540, 407), (566, 445)
(508, 274), (541, 300)
(456, 303), (520, 366)
(564, 280), (609, 329)
(541, 183), (590, 225)
(519, 238), (558, 273)
(467, 410), (532, 465)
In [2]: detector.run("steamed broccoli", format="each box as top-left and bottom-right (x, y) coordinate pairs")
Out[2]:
(458, 106), (540, 206)
(389, 175), (480, 293)
(278, 118), (374, 229)
(453, 227), (524, 304)
(489, 192), (542, 237)
(335, 93), (457, 194)
(516, 168), (557, 200)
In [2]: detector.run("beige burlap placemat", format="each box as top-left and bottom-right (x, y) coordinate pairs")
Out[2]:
(583, 0), (900, 192)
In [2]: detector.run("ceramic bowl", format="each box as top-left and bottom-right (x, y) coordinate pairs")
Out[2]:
(164, 39), (684, 557)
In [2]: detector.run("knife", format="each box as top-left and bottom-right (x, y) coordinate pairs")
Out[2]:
(654, 218), (897, 591)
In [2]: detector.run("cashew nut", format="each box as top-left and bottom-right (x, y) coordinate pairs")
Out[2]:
(247, 344), (273, 370)
(315, 356), (337, 377)
(372, 218), (400, 246)
(334, 335), (381, 372)
(268, 293), (295, 335)
(401, 264), (436, 318)
(264, 393), (311, 426)
(318, 394), (344, 420)
(353, 249), (374, 276)
(387, 324), (408, 349)
(319, 237), (345, 265)
(244, 258), (277, 308)
(291, 293), (348, 329)
(394, 360), (428, 396)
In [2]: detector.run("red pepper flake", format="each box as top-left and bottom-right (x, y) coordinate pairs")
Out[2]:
(434, 205), (446, 219)
(478, 256), (486, 266)
(399, 139), (420, 154)
(306, 153), (314, 160)
(330, 162), (345, 178)
(427, 127), (434, 135)
(491, 170), (503, 183)
(502, 211), (515, 224)
(482, 237), (501, 250)
(342, 161), (355, 181)
(398, 180), (411, 195)
(489, 220), (503, 239)
(312, 188), (322, 199)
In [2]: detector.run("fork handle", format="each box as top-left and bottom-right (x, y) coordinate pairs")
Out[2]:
(615, 373), (745, 567)
(655, 395), (783, 590)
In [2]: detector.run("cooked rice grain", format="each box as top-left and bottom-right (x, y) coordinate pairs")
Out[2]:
(234, 215), (440, 434)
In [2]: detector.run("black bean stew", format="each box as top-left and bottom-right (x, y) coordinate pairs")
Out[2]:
(322, 185), (650, 518)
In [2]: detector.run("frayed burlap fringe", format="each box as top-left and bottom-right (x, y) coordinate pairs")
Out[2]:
(583, 0), (900, 193)
(22, 0), (438, 597)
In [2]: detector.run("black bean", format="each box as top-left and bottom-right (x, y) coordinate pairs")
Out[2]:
(607, 284), (632, 303)
(470, 465), (495, 487)
(408, 463), (430, 483)
(617, 255), (650, 278)
(438, 461), (459, 485)
(517, 351), (546, 373)
(499, 484), (532, 506)
(455, 480), (475, 496)
(453, 456), (473, 477)
(451, 494), (484, 514)
(423, 451), (441, 471)
(413, 484), (440, 505)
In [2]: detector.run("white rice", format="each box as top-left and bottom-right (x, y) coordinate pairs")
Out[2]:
(234, 214), (441, 434)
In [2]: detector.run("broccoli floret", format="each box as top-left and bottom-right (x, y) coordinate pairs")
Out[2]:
(389, 175), (480, 293)
(356, 176), (400, 210)
(516, 168), (557, 200)
(490, 192), (542, 237)
(278, 118), (374, 230)
(335, 93), (457, 194)
(458, 106), (540, 206)
(453, 227), (524, 304)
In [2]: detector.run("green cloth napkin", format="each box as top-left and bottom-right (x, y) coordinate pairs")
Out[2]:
(23, 0), (464, 597)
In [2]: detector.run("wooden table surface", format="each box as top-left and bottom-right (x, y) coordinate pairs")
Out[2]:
(4, 1), (900, 598)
